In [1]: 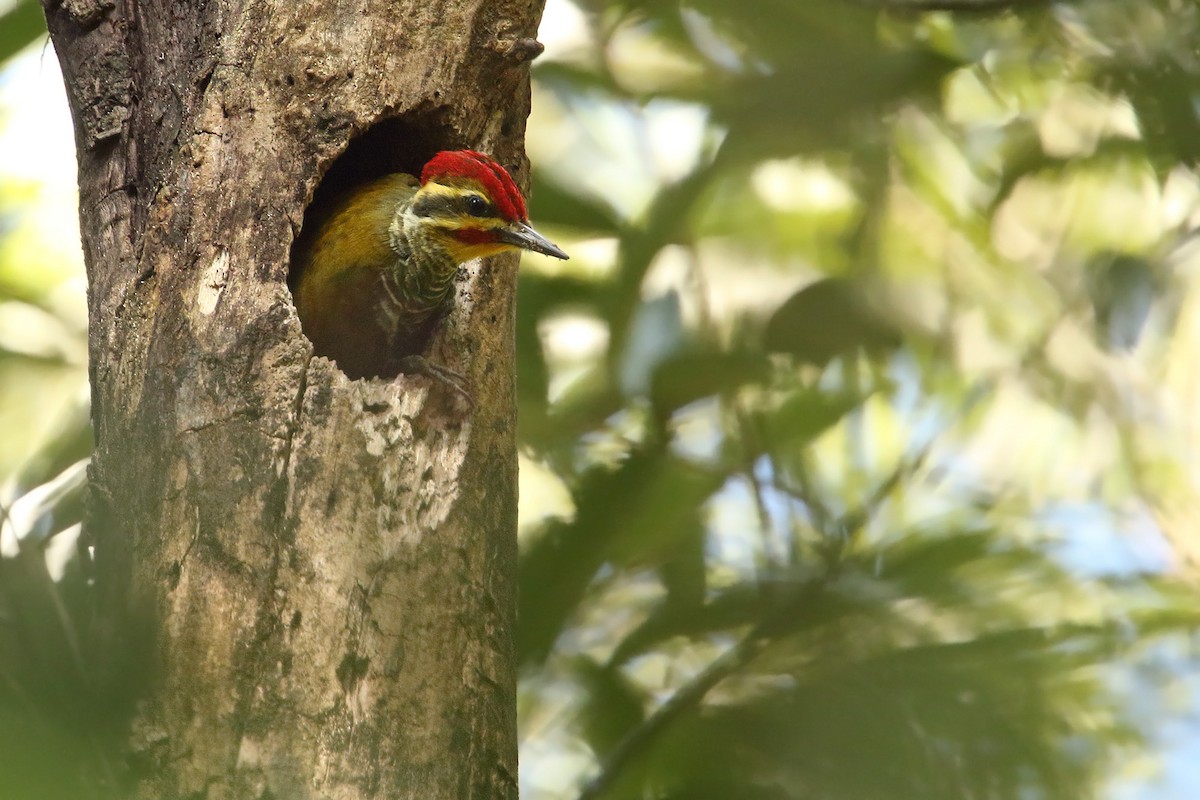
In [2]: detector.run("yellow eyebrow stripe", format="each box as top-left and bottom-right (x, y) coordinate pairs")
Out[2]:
(413, 181), (508, 230)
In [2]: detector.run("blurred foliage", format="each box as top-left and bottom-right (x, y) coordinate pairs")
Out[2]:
(0, 0), (44, 67)
(0, 461), (137, 800)
(517, 0), (1200, 798)
(6, 0), (1200, 798)
(0, 11), (90, 487)
(2, 14), (102, 800)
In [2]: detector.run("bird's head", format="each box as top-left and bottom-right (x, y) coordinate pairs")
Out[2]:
(408, 150), (569, 264)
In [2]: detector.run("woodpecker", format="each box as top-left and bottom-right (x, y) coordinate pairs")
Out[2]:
(291, 150), (568, 398)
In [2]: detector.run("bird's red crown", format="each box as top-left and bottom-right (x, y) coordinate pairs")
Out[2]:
(421, 150), (528, 222)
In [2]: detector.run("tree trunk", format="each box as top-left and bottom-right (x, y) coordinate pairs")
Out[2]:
(43, 0), (543, 796)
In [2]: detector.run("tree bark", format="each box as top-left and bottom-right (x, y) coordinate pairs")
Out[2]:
(43, 0), (543, 796)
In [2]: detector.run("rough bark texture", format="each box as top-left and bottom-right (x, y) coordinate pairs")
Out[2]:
(43, 0), (544, 796)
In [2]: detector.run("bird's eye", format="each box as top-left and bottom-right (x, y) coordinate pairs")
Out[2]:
(466, 195), (491, 217)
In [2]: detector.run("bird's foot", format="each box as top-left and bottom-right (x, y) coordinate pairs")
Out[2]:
(396, 355), (474, 408)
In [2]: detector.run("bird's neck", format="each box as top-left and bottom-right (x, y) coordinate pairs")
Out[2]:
(379, 198), (460, 338)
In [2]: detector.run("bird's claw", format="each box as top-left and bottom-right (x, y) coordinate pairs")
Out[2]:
(396, 355), (475, 408)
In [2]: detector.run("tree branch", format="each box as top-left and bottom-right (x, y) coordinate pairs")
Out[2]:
(576, 632), (767, 800)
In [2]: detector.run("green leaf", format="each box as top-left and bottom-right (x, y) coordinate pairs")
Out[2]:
(0, 0), (46, 66)
(649, 348), (770, 418)
(519, 449), (723, 666)
(763, 277), (901, 366)
(573, 657), (647, 759)
(610, 575), (861, 666)
(758, 387), (866, 452)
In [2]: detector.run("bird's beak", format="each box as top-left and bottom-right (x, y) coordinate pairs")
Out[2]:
(497, 221), (569, 260)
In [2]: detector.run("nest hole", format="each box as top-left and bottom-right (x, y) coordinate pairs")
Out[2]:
(288, 114), (459, 380)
